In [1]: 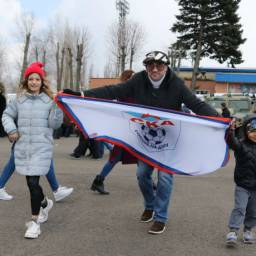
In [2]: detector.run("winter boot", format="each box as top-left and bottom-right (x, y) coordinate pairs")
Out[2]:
(90, 175), (109, 195)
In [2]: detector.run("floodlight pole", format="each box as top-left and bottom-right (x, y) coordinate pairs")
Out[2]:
(116, 0), (130, 75)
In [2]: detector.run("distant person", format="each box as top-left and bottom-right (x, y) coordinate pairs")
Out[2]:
(225, 116), (256, 246)
(70, 131), (91, 159)
(91, 70), (137, 194)
(0, 82), (6, 137)
(221, 102), (231, 118)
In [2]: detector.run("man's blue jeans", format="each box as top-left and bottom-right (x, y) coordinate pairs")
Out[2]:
(136, 160), (173, 223)
(0, 146), (59, 191)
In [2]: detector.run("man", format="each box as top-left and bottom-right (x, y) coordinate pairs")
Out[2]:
(64, 50), (219, 234)
(221, 102), (231, 118)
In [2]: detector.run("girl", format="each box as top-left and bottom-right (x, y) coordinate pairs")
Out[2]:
(2, 62), (63, 239)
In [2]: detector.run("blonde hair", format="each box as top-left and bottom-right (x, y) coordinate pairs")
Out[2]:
(18, 76), (54, 99)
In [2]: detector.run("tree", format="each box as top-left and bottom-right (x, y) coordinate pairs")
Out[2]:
(15, 12), (35, 84)
(171, 0), (246, 90)
(168, 41), (187, 74)
(127, 22), (145, 70)
(107, 20), (146, 76)
(46, 18), (90, 91)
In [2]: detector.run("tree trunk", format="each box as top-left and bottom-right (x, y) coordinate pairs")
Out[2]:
(56, 43), (61, 91)
(20, 32), (31, 84)
(35, 47), (39, 61)
(129, 47), (134, 69)
(67, 47), (73, 90)
(75, 43), (83, 91)
(191, 25), (203, 91)
(42, 50), (46, 66)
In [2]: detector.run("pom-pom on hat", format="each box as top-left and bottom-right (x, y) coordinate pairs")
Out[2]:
(24, 62), (45, 79)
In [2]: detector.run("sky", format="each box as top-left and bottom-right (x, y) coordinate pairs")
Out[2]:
(0, 0), (255, 78)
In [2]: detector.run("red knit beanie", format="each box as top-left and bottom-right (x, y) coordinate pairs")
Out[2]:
(24, 62), (45, 79)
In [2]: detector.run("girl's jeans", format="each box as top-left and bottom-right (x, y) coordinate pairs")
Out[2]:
(99, 151), (122, 178)
(0, 145), (59, 191)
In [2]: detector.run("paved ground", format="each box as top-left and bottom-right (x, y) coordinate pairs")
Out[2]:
(0, 136), (255, 256)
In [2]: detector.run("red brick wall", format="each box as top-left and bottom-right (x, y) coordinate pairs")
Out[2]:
(89, 78), (120, 89)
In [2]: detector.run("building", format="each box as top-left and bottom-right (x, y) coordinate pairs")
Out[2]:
(89, 67), (256, 94)
(89, 78), (120, 89)
(179, 67), (256, 94)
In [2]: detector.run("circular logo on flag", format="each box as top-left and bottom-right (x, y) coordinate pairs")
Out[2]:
(141, 125), (166, 146)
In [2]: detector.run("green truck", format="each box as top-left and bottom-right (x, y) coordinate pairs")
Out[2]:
(204, 94), (255, 119)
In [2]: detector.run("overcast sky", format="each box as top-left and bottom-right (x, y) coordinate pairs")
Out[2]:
(0, 0), (255, 77)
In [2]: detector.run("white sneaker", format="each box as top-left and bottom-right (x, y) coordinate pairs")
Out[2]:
(243, 230), (255, 244)
(24, 221), (41, 239)
(38, 198), (53, 223)
(0, 187), (13, 200)
(226, 231), (238, 246)
(53, 186), (74, 202)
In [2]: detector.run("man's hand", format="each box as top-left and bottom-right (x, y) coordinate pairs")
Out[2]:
(8, 132), (19, 142)
(63, 89), (81, 96)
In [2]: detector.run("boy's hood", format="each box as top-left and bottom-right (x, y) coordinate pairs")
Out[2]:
(242, 114), (256, 138)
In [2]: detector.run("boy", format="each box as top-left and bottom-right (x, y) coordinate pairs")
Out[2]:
(226, 116), (256, 246)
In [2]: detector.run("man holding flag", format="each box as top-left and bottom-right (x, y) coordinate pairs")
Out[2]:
(63, 50), (219, 235)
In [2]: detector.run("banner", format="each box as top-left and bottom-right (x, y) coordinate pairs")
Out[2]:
(56, 93), (230, 176)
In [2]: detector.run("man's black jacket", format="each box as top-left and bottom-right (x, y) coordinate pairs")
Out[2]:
(83, 68), (219, 117)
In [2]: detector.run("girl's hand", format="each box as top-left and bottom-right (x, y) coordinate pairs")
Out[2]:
(8, 132), (19, 142)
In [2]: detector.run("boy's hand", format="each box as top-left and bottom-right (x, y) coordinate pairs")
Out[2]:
(8, 132), (19, 142)
(229, 118), (237, 130)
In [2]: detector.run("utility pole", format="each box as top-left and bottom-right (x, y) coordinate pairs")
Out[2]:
(116, 0), (129, 76)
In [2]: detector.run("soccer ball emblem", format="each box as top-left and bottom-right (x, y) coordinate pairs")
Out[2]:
(141, 125), (166, 146)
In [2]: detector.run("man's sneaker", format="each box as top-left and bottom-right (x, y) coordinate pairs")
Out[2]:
(38, 198), (53, 223)
(0, 187), (13, 200)
(140, 209), (154, 223)
(243, 230), (255, 244)
(53, 186), (74, 202)
(148, 221), (166, 234)
(69, 153), (82, 159)
(226, 231), (238, 246)
(24, 221), (41, 239)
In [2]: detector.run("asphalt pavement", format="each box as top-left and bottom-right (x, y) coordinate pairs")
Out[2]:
(0, 136), (255, 256)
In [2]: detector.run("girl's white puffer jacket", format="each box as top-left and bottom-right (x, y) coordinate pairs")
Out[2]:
(2, 92), (63, 176)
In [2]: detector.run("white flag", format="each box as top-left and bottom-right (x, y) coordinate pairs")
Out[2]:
(56, 93), (230, 176)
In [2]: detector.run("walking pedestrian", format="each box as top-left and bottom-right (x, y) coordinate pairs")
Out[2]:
(2, 62), (64, 238)
(0, 147), (74, 202)
(91, 70), (137, 194)
(0, 82), (6, 137)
